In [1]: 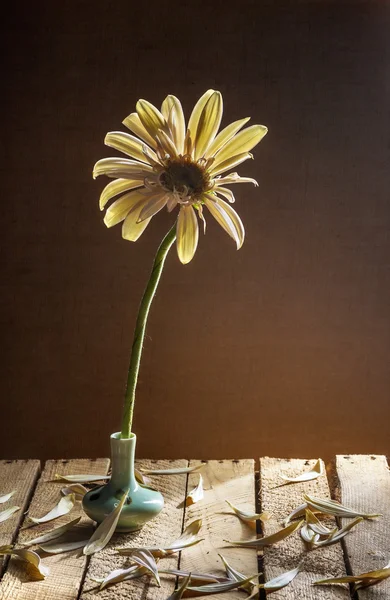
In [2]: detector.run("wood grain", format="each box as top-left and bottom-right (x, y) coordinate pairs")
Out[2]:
(259, 457), (350, 599)
(80, 459), (188, 600)
(180, 459), (258, 600)
(0, 458), (109, 600)
(336, 455), (390, 600)
(0, 460), (41, 576)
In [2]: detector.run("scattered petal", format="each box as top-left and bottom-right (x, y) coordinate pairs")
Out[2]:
(225, 519), (303, 547)
(312, 517), (363, 548)
(39, 538), (90, 554)
(22, 517), (82, 547)
(61, 484), (88, 500)
(168, 573), (192, 600)
(225, 500), (271, 529)
(117, 519), (203, 557)
(83, 490), (128, 555)
(27, 494), (75, 525)
(185, 576), (257, 597)
(304, 494), (381, 519)
(314, 562), (390, 589)
(130, 549), (161, 586)
(186, 475), (204, 506)
(140, 464), (204, 476)
(0, 547), (49, 580)
(0, 506), (19, 522)
(260, 564), (301, 592)
(160, 569), (228, 585)
(218, 553), (259, 595)
(0, 491), (15, 504)
(55, 473), (110, 483)
(280, 459), (324, 483)
(304, 508), (334, 536)
(98, 564), (147, 590)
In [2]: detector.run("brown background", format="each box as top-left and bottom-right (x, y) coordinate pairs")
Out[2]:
(1, 1), (389, 462)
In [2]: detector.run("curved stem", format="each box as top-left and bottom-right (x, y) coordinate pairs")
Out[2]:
(121, 222), (177, 438)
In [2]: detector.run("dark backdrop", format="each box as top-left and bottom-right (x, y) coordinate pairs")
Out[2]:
(1, 1), (389, 461)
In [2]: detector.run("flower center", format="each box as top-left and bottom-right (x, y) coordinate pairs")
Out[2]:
(159, 159), (210, 201)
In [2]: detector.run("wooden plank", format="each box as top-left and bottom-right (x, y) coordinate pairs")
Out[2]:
(180, 459), (258, 600)
(80, 459), (188, 600)
(0, 460), (41, 576)
(260, 457), (350, 599)
(0, 458), (110, 600)
(336, 455), (390, 599)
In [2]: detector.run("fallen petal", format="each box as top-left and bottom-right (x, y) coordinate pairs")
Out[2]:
(0, 547), (49, 580)
(225, 520), (303, 547)
(280, 459), (324, 483)
(260, 564), (301, 592)
(304, 494), (381, 519)
(186, 475), (204, 506)
(27, 494), (75, 524)
(140, 464), (204, 476)
(22, 517), (82, 547)
(0, 491), (15, 504)
(83, 490), (128, 555)
(61, 484), (88, 500)
(225, 500), (271, 528)
(0, 506), (20, 523)
(55, 473), (110, 483)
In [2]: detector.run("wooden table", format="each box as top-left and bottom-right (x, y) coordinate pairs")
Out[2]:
(0, 455), (389, 599)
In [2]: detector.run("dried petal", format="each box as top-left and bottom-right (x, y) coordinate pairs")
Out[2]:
(22, 517), (82, 547)
(0, 491), (15, 504)
(98, 564), (147, 590)
(61, 484), (88, 500)
(218, 554), (259, 595)
(225, 500), (271, 529)
(117, 519), (203, 557)
(225, 519), (303, 547)
(130, 549), (161, 586)
(83, 490), (128, 555)
(185, 576), (257, 597)
(304, 508), (334, 536)
(0, 506), (20, 523)
(304, 494), (381, 519)
(0, 547), (49, 580)
(168, 573), (192, 600)
(260, 564), (301, 592)
(312, 517), (363, 548)
(280, 459), (324, 483)
(314, 562), (390, 588)
(39, 538), (90, 554)
(186, 475), (204, 506)
(27, 494), (75, 524)
(160, 569), (228, 585)
(140, 464), (204, 476)
(54, 473), (110, 483)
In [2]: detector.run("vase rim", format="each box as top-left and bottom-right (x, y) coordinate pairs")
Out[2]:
(111, 432), (136, 441)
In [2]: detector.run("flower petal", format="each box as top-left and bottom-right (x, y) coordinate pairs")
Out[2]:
(194, 91), (223, 159)
(203, 194), (245, 249)
(105, 131), (157, 164)
(122, 200), (152, 241)
(83, 490), (128, 555)
(93, 157), (153, 180)
(205, 117), (250, 158)
(104, 189), (148, 228)
(161, 95), (186, 154)
(187, 90), (215, 154)
(137, 193), (167, 223)
(215, 173), (259, 186)
(210, 152), (253, 176)
(177, 206), (199, 264)
(99, 178), (145, 210)
(136, 99), (166, 139)
(212, 124), (268, 167)
(214, 187), (236, 203)
(122, 112), (158, 149)
(156, 128), (178, 158)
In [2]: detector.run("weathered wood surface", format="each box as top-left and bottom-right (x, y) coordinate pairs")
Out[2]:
(0, 458), (110, 600)
(259, 457), (350, 599)
(336, 455), (390, 600)
(1, 455), (389, 599)
(180, 459), (258, 600)
(0, 460), (40, 576)
(80, 459), (188, 600)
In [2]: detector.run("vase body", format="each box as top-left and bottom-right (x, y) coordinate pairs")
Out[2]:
(82, 432), (164, 532)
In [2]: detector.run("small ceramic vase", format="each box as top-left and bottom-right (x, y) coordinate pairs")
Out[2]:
(82, 432), (164, 532)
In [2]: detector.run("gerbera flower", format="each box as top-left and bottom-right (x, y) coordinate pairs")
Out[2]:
(93, 90), (267, 264)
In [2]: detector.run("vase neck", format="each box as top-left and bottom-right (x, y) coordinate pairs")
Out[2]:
(109, 432), (137, 491)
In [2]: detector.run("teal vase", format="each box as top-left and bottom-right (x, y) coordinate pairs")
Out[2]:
(82, 432), (164, 532)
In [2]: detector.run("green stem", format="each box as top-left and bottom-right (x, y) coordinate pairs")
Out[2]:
(121, 222), (177, 438)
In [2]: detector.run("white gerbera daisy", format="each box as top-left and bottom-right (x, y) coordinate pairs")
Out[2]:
(93, 90), (267, 264)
